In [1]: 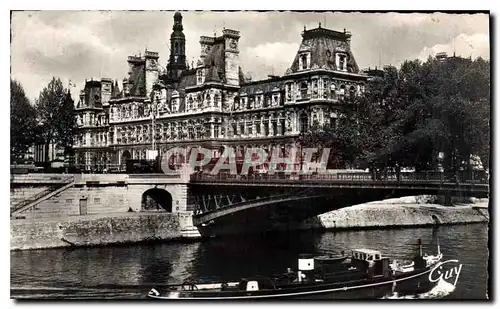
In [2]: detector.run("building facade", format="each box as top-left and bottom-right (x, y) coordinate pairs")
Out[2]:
(74, 12), (368, 171)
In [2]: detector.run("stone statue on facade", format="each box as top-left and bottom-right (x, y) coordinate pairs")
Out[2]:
(286, 114), (292, 132)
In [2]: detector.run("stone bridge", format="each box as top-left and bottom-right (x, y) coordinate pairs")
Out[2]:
(187, 171), (489, 236)
(10, 172), (192, 220)
(11, 170), (489, 237)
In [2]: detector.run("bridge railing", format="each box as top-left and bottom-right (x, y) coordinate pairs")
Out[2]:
(128, 173), (182, 179)
(190, 170), (488, 184)
(11, 174), (75, 184)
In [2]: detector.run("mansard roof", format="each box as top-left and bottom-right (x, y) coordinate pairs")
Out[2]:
(128, 61), (146, 97)
(289, 26), (360, 74)
(202, 40), (226, 83)
(239, 78), (285, 96)
(178, 70), (197, 90)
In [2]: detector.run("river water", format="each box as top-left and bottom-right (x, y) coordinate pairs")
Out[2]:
(11, 223), (489, 300)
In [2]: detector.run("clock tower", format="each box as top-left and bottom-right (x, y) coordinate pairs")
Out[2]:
(167, 11), (187, 80)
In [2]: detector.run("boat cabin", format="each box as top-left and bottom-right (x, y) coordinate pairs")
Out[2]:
(351, 249), (382, 262)
(351, 249), (391, 278)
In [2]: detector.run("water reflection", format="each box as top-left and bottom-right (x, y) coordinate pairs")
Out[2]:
(11, 224), (488, 299)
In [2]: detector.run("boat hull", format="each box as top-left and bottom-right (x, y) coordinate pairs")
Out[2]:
(148, 266), (436, 300)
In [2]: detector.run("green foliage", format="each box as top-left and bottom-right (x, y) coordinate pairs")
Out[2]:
(303, 56), (490, 173)
(10, 79), (37, 163)
(34, 77), (76, 162)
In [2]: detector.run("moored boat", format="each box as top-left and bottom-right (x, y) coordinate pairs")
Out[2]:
(148, 239), (445, 300)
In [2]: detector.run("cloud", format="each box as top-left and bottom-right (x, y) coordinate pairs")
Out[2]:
(416, 33), (490, 61)
(10, 11), (490, 102)
(381, 13), (432, 27)
(11, 11), (129, 102)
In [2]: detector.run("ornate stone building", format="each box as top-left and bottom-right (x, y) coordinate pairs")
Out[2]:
(73, 12), (368, 171)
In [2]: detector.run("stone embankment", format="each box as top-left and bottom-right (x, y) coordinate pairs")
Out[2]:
(299, 196), (489, 230)
(10, 212), (200, 251)
(10, 196), (489, 251)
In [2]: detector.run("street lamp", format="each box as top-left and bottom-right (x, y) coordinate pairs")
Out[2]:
(298, 132), (304, 173)
(146, 92), (160, 155)
(148, 91), (161, 172)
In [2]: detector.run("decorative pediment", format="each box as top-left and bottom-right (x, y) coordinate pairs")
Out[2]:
(335, 46), (348, 53)
(298, 43), (312, 52)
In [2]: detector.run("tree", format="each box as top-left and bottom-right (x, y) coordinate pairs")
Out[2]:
(300, 55), (490, 178)
(10, 79), (37, 164)
(57, 89), (77, 154)
(34, 77), (76, 166)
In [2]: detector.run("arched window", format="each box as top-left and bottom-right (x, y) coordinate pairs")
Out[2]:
(330, 84), (337, 100)
(338, 54), (347, 71)
(234, 97), (240, 110)
(197, 70), (203, 84)
(299, 114), (308, 133)
(286, 83), (292, 101)
(174, 42), (179, 54)
(349, 86), (356, 100)
(300, 54), (308, 70)
(339, 84), (346, 99)
(196, 125), (203, 139)
(188, 125), (194, 140)
(214, 92), (220, 107)
(300, 81), (308, 99)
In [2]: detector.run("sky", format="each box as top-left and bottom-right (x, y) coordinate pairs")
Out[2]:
(10, 11), (490, 103)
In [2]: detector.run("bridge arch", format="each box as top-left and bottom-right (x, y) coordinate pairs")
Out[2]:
(141, 188), (173, 212)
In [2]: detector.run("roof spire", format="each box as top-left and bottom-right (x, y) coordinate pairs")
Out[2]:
(453, 36), (456, 56)
(319, 22), (321, 28)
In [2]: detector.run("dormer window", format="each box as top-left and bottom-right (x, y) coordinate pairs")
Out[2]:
(299, 52), (310, 70)
(301, 54), (308, 70)
(340, 56), (346, 70)
(336, 53), (347, 71)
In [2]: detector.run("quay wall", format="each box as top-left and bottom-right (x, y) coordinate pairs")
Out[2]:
(295, 197), (489, 230)
(10, 186), (51, 209)
(10, 195), (489, 251)
(10, 212), (200, 251)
